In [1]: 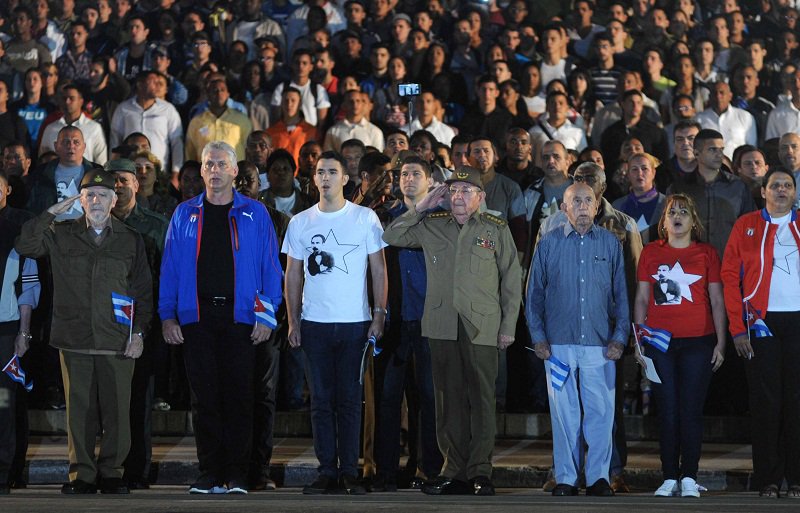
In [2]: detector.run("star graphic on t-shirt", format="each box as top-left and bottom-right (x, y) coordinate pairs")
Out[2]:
(305, 229), (360, 274)
(773, 231), (799, 275)
(651, 260), (702, 303)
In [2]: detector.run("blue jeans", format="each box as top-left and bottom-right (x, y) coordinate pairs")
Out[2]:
(376, 320), (442, 481)
(302, 320), (370, 479)
(280, 346), (306, 410)
(647, 334), (715, 480)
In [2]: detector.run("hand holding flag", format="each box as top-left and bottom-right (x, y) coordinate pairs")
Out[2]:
(3, 354), (33, 392)
(744, 301), (772, 338)
(359, 336), (382, 385)
(633, 323), (671, 353)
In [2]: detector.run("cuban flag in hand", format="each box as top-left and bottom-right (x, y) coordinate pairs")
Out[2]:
(634, 323), (672, 353)
(254, 292), (277, 329)
(3, 355), (33, 392)
(112, 292), (134, 326)
(745, 301), (773, 338)
(548, 355), (570, 391)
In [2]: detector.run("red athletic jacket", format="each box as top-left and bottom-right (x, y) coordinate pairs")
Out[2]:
(721, 209), (800, 337)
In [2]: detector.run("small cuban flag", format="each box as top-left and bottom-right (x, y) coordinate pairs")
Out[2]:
(548, 355), (570, 391)
(3, 354), (33, 392)
(745, 301), (773, 338)
(112, 292), (135, 326)
(634, 323), (672, 353)
(254, 292), (277, 329)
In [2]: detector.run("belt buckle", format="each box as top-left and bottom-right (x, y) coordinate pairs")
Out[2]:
(211, 296), (227, 307)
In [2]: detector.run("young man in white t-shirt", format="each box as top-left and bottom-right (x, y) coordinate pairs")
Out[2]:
(282, 151), (387, 495)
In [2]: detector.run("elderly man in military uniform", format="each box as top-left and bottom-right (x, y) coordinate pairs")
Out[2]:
(106, 158), (169, 490)
(15, 169), (153, 495)
(383, 166), (522, 496)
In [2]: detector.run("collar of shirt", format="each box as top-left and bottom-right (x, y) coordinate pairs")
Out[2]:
(563, 221), (596, 238)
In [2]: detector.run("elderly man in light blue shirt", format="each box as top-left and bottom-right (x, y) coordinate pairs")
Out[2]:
(526, 182), (629, 497)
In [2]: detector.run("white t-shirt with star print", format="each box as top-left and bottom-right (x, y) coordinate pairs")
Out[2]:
(768, 213), (800, 311)
(282, 201), (387, 322)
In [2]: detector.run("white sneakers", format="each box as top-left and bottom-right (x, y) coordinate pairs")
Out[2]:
(654, 479), (679, 497)
(680, 477), (701, 498)
(654, 478), (703, 498)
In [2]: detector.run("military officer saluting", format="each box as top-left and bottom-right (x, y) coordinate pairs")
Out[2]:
(383, 166), (522, 496)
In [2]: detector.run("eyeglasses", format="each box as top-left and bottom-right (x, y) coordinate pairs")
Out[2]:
(448, 186), (478, 195)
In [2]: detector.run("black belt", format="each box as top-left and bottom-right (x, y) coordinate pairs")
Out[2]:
(200, 296), (232, 307)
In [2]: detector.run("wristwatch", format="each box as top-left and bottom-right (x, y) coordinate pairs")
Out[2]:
(133, 331), (144, 339)
(372, 307), (387, 315)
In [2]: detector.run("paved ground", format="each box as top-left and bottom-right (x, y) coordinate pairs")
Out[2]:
(22, 436), (756, 491)
(1, 486), (796, 513)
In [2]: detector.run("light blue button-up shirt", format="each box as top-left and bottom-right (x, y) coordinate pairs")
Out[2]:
(526, 222), (629, 346)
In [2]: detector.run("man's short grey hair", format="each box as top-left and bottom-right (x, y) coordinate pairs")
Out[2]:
(201, 141), (238, 168)
(574, 161), (605, 183)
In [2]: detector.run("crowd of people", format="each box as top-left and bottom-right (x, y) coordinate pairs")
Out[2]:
(0, 0), (799, 501)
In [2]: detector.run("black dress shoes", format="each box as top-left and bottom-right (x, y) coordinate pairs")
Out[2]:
(472, 476), (496, 496)
(421, 476), (473, 495)
(100, 477), (130, 494)
(585, 479), (615, 497)
(552, 483), (579, 496)
(61, 480), (97, 494)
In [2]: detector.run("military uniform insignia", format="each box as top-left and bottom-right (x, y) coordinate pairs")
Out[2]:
(93, 175), (104, 183)
(480, 212), (507, 226)
(475, 236), (495, 250)
(429, 211), (450, 219)
(455, 171), (470, 180)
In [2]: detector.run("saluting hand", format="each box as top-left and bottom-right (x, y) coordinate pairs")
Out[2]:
(46, 194), (81, 216)
(415, 184), (448, 212)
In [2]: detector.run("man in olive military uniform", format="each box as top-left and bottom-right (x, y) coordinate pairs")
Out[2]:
(15, 169), (153, 495)
(106, 158), (169, 490)
(382, 166), (522, 496)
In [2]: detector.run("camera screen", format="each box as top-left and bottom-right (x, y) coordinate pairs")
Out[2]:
(398, 83), (420, 97)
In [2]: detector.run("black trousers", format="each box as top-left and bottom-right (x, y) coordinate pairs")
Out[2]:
(0, 332), (17, 484)
(249, 332), (280, 481)
(747, 311), (800, 490)
(182, 305), (255, 484)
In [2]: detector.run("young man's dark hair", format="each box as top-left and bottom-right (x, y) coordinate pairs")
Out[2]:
(621, 88), (643, 102)
(341, 139), (366, 153)
(673, 119), (702, 135)
(400, 155), (432, 176)
(317, 150), (347, 170)
(266, 148), (297, 173)
(692, 128), (724, 151)
(593, 31), (613, 47)
(358, 151), (391, 174)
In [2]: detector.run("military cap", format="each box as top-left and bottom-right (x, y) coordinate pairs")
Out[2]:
(445, 166), (483, 190)
(105, 158), (136, 174)
(80, 169), (116, 190)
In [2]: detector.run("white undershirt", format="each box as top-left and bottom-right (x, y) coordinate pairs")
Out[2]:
(768, 213), (800, 311)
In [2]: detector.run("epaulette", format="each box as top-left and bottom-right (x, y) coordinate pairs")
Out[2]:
(481, 212), (507, 226)
(428, 211), (450, 219)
